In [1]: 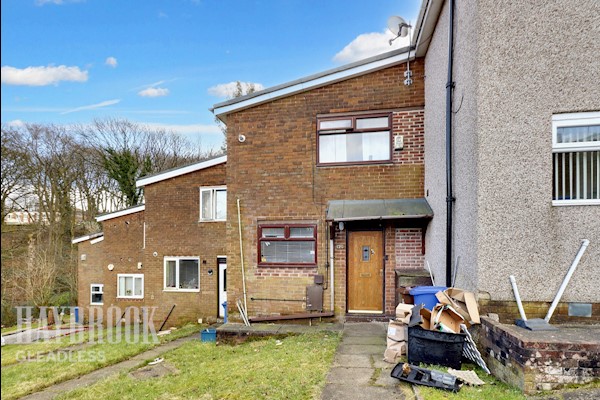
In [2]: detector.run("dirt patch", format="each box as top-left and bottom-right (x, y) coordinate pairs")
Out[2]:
(129, 361), (179, 380)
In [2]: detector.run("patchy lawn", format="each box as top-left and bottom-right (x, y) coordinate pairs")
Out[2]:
(1, 324), (200, 400)
(57, 332), (342, 400)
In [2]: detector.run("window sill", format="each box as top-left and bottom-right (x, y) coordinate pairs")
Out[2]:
(198, 219), (226, 223)
(258, 264), (317, 268)
(552, 200), (600, 206)
(116, 296), (144, 300)
(90, 303), (103, 306)
(163, 289), (200, 293)
(317, 161), (394, 168)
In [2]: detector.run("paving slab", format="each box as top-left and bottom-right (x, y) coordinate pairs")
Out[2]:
(325, 366), (373, 386)
(321, 383), (406, 400)
(336, 343), (385, 355)
(341, 335), (385, 345)
(332, 353), (372, 368)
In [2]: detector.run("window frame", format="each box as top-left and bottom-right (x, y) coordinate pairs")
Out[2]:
(163, 256), (201, 292)
(90, 284), (104, 305)
(199, 186), (227, 222)
(117, 274), (144, 299)
(257, 224), (317, 267)
(552, 112), (600, 206)
(317, 112), (393, 166)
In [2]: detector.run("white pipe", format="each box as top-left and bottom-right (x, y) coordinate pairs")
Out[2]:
(426, 260), (436, 286)
(237, 199), (248, 315)
(545, 239), (590, 322)
(329, 238), (335, 312)
(509, 275), (527, 321)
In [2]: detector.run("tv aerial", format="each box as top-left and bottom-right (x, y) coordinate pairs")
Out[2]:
(387, 15), (413, 86)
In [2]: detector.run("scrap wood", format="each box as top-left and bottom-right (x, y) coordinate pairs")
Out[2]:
(447, 368), (485, 386)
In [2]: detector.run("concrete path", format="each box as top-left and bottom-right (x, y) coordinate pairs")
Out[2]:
(20, 335), (197, 400)
(321, 322), (410, 400)
(3, 327), (86, 345)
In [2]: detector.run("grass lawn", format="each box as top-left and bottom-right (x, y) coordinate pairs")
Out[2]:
(1, 324), (200, 400)
(56, 332), (342, 400)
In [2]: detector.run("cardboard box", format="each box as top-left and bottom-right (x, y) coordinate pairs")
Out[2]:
(395, 303), (413, 323)
(387, 320), (408, 342)
(430, 304), (466, 334)
(436, 288), (479, 325)
(384, 342), (406, 363)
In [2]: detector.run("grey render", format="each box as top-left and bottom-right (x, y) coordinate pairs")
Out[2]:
(423, 0), (600, 302)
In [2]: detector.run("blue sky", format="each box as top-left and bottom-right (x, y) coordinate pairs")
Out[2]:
(1, 0), (420, 150)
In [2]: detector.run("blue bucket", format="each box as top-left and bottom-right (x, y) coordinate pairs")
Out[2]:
(200, 328), (216, 342)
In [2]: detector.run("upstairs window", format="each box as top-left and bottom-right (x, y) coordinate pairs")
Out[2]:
(200, 187), (227, 221)
(552, 112), (600, 205)
(317, 113), (392, 165)
(258, 224), (317, 266)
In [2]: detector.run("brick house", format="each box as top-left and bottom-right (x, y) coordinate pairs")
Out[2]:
(212, 49), (432, 320)
(74, 157), (227, 326)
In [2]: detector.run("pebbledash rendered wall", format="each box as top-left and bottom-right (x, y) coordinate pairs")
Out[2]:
(424, 0), (600, 312)
(224, 59), (427, 319)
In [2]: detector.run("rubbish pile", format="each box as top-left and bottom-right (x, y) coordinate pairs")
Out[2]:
(386, 286), (490, 392)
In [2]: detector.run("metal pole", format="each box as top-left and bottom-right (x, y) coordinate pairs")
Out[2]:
(545, 239), (590, 322)
(237, 198), (248, 315)
(509, 275), (527, 321)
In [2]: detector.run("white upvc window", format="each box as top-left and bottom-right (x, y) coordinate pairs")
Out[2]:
(117, 274), (144, 299)
(200, 186), (227, 221)
(90, 284), (104, 305)
(164, 257), (200, 292)
(552, 112), (600, 206)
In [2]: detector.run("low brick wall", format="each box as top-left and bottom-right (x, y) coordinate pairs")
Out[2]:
(479, 299), (600, 324)
(479, 316), (600, 393)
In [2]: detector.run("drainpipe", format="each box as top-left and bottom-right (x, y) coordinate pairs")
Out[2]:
(445, 0), (456, 287)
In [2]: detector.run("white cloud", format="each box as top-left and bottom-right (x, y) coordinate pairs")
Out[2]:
(207, 81), (265, 98)
(138, 87), (170, 97)
(7, 120), (25, 128)
(1, 65), (88, 86)
(333, 29), (412, 64)
(105, 57), (118, 68)
(61, 99), (120, 114)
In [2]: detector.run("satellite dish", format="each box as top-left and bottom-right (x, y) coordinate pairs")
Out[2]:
(387, 16), (410, 37)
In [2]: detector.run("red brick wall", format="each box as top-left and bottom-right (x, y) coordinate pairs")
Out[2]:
(225, 59), (425, 319)
(142, 164), (227, 326)
(76, 239), (105, 320)
(395, 228), (424, 270)
(76, 163), (227, 326)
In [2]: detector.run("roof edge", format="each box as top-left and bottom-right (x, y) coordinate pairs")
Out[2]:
(96, 204), (145, 222)
(212, 47), (415, 118)
(136, 155), (227, 188)
(72, 231), (104, 244)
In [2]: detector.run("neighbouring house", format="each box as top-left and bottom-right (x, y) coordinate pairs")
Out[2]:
(413, 0), (599, 322)
(74, 157), (227, 326)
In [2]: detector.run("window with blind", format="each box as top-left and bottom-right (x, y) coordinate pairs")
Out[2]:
(117, 274), (144, 299)
(164, 257), (200, 291)
(258, 224), (317, 266)
(317, 113), (392, 165)
(552, 112), (600, 205)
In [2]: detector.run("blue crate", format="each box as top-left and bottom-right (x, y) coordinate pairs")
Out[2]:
(200, 328), (216, 342)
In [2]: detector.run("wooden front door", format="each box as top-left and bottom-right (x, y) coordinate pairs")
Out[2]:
(347, 230), (384, 313)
